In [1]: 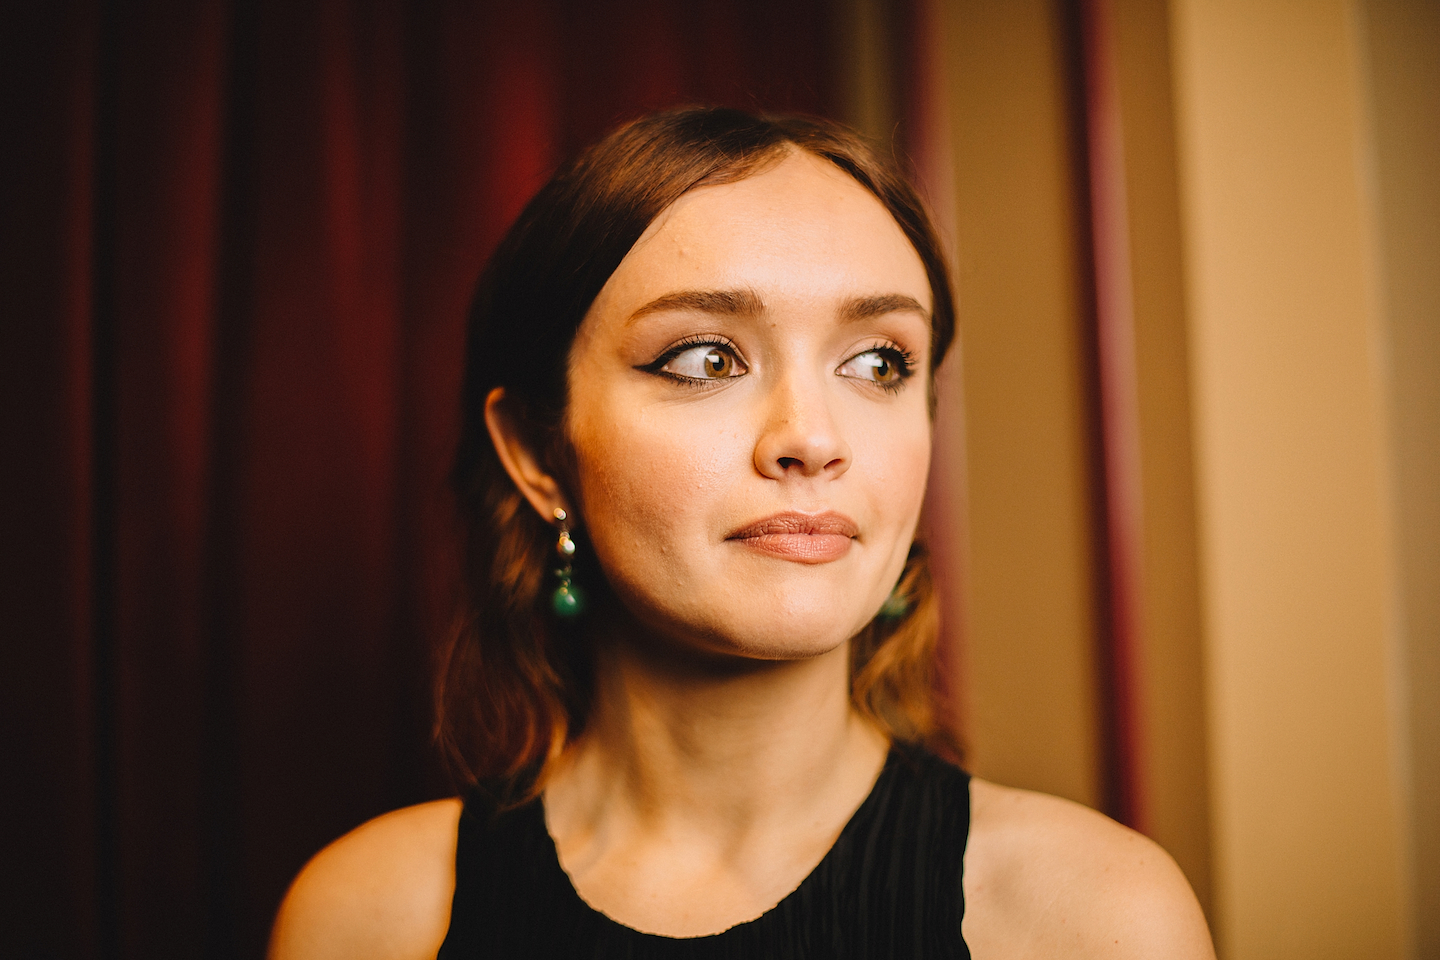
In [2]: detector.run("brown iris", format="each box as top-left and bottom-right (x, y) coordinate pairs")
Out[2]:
(868, 354), (898, 384)
(703, 350), (732, 377)
(849, 350), (901, 385)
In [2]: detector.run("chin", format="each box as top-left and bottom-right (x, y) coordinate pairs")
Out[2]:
(670, 591), (875, 663)
(600, 558), (886, 664)
(723, 629), (852, 662)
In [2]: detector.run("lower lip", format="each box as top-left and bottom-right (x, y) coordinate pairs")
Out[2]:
(731, 533), (853, 564)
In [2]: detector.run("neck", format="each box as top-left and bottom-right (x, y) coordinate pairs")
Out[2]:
(546, 623), (889, 836)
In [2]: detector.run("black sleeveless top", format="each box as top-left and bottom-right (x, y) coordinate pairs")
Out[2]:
(436, 745), (973, 959)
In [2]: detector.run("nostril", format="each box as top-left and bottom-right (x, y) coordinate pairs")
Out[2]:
(778, 456), (803, 471)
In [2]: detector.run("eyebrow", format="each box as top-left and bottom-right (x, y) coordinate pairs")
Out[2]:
(624, 289), (930, 326)
(839, 293), (930, 324)
(625, 289), (765, 325)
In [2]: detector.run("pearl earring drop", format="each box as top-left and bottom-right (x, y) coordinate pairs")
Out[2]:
(550, 507), (586, 619)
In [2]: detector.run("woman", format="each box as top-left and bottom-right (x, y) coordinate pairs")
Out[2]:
(269, 108), (1214, 958)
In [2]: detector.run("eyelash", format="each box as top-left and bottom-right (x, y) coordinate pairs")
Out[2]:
(635, 337), (919, 390)
(636, 335), (744, 385)
(851, 341), (918, 393)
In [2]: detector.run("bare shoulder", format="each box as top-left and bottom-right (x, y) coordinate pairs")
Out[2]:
(962, 779), (1214, 959)
(268, 798), (463, 960)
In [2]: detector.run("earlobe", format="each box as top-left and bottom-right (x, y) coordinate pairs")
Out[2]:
(483, 387), (566, 521)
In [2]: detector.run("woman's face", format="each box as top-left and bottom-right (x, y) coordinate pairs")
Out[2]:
(565, 150), (934, 661)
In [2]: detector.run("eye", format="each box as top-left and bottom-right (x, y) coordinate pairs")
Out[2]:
(649, 340), (749, 382)
(838, 346), (915, 390)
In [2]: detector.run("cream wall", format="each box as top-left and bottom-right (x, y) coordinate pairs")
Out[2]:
(1168, 0), (1411, 956)
(1364, 0), (1440, 953)
(1113, 0), (1213, 916)
(937, 0), (1105, 812)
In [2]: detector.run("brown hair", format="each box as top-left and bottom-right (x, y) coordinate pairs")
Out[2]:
(438, 107), (958, 801)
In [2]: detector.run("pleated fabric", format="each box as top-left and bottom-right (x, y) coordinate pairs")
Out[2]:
(436, 745), (972, 959)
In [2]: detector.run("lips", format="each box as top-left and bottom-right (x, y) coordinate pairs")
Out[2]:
(726, 511), (858, 564)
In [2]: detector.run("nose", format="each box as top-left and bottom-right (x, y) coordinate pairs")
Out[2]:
(753, 369), (852, 481)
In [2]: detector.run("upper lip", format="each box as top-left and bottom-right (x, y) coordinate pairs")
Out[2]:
(727, 511), (859, 540)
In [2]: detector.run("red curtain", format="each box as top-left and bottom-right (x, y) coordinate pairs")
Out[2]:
(1, 2), (864, 956)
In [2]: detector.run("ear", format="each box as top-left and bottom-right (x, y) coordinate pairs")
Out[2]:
(484, 387), (567, 523)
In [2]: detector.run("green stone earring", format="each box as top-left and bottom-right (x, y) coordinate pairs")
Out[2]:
(878, 588), (909, 621)
(550, 507), (586, 619)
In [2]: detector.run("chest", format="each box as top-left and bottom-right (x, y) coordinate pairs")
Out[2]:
(438, 753), (974, 958)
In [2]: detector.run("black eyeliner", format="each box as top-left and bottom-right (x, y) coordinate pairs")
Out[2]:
(635, 334), (746, 384)
(840, 340), (919, 393)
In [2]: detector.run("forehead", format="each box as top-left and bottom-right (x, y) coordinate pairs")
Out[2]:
(588, 150), (932, 321)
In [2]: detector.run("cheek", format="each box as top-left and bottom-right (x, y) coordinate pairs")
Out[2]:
(853, 416), (931, 613)
(567, 399), (744, 584)
(852, 403), (933, 526)
(891, 428), (933, 511)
